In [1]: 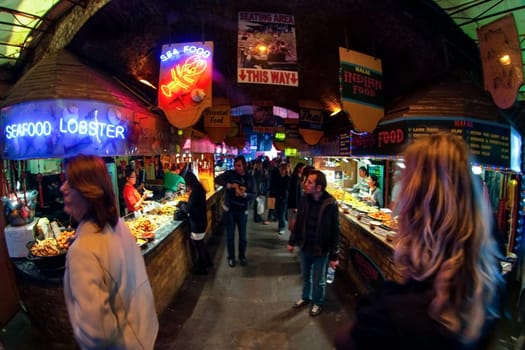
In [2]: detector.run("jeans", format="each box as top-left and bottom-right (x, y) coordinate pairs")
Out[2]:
(224, 207), (248, 260)
(300, 250), (329, 305)
(275, 197), (287, 231)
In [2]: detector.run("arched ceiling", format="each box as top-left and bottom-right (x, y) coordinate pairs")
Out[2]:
(0, 0), (522, 111)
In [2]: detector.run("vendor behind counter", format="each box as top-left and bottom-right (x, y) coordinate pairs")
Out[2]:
(163, 165), (186, 196)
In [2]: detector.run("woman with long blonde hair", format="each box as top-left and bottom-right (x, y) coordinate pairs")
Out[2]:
(335, 133), (502, 349)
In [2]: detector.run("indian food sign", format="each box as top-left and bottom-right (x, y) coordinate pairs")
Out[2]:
(339, 48), (384, 132)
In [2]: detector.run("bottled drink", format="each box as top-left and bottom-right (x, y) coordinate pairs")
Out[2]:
(327, 266), (336, 284)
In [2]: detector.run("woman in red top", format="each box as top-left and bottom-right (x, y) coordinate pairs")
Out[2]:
(123, 168), (146, 213)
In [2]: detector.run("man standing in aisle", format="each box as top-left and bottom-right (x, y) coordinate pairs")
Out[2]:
(215, 155), (256, 267)
(288, 170), (340, 316)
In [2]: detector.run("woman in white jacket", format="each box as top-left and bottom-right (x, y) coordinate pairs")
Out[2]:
(61, 154), (158, 350)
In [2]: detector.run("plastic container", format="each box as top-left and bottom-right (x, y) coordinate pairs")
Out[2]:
(327, 266), (336, 284)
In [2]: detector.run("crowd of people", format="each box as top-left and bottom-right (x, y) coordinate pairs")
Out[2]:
(58, 132), (506, 349)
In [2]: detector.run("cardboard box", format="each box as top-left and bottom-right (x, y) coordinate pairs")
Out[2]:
(4, 220), (37, 258)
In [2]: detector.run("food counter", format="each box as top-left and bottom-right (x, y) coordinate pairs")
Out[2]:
(329, 188), (403, 293)
(10, 188), (224, 347)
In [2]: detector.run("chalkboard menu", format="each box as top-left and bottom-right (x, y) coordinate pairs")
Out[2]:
(339, 133), (350, 156)
(352, 117), (515, 169)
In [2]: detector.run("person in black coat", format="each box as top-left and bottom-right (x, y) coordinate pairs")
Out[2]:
(183, 170), (212, 274)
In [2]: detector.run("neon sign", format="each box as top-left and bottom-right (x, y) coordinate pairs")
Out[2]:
(160, 54), (208, 97)
(157, 41), (213, 129)
(5, 118), (125, 140)
(1, 100), (141, 160)
(160, 45), (211, 62)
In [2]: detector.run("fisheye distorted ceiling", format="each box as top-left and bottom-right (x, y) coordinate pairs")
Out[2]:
(0, 0), (523, 109)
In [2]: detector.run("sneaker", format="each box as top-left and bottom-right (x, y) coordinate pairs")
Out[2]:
(292, 298), (310, 309)
(278, 229), (285, 235)
(310, 304), (322, 316)
(228, 259), (236, 268)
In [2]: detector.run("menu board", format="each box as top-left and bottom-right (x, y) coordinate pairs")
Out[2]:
(339, 133), (350, 156)
(352, 117), (514, 168)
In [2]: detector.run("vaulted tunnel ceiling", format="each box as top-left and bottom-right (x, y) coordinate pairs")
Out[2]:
(0, 0), (522, 114)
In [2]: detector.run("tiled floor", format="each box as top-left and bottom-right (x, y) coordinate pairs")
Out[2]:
(1, 212), (524, 349)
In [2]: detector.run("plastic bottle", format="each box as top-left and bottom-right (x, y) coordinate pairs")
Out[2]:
(327, 266), (336, 284)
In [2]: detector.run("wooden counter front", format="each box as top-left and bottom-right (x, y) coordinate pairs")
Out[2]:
(338, 211), (403, 293)
(10, 189), (224, 346)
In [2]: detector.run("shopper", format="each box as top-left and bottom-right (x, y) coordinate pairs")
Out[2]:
(288, 169), (340, 316)
(123, 167), (147, 214)
(251, 158), (267, 223)
(287, 162), (305, 232)
(334, 133), (503, 350)
(264, 158), (280, 224)
(60, 154), (158, 350)
(215, 155), (256, 267)
(183, 170), (213, 275)
(275, 162), (291, 235)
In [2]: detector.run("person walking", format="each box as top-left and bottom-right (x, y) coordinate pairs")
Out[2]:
(215, 155), (256, 267)
(288, 169), (340, 316)
(251, 159), (267, 223)
(60, 154), (158, 349)
(275, 163), (291, 235)
(334, 133), (503, 350)
(264, 158), (280, 224)
(287, 162), (305, 232)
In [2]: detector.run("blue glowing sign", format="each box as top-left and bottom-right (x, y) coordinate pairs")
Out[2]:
(1, 100), (137, 160)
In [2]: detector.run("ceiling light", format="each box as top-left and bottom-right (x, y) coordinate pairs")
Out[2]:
(472, 165), (482, 175)
(499, 54), (511, 65)
(330, 107), (342, 116)
(139, 79), (157, 89)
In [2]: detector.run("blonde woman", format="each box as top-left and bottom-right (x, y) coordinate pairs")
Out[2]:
(335, 133), (502, 349)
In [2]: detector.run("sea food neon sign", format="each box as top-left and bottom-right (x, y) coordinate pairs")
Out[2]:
(159, 45), (211, 98)
(5, 117), (125, 140)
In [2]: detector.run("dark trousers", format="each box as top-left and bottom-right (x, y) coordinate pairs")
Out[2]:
(224, 207), (248, 260)
(190, 239), (212, 272)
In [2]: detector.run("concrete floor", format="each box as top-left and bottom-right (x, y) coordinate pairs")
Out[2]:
(1, 212), (524, 349)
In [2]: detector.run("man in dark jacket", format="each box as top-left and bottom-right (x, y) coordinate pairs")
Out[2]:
(287, 170), (340, 316)
(215, 155), (256, 267)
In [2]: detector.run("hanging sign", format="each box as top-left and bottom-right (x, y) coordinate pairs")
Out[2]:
(351, 116), (519, 170)
(203, 103), (231, 143)
(477, 14), (523, 109)
(339, 48), (383, 132)
(237, 11), (299, 87)
(158, 41), (214, 128)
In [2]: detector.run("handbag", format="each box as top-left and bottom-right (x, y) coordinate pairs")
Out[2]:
(267, 197), (276, 210)
(174, 209), (188, 221)
(256, 195), (265, 215)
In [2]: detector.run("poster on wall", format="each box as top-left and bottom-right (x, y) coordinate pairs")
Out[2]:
(1, 99), (172, 160)
(158, 41), (213, 129)
(237, 11), (299, 87)
(339, 48), (383, 132)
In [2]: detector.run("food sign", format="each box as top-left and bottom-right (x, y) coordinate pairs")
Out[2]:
(158, 42), (214, 129)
